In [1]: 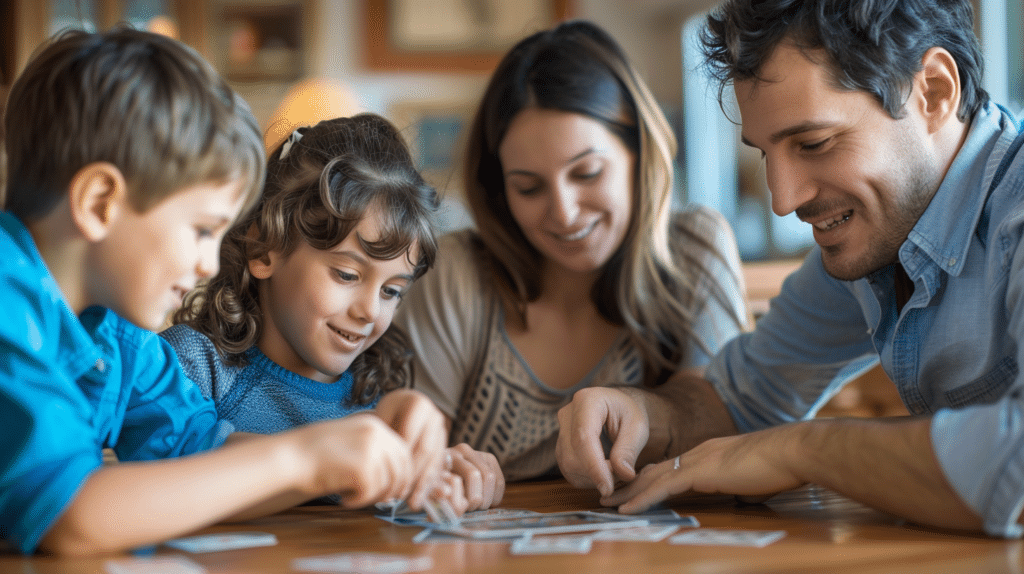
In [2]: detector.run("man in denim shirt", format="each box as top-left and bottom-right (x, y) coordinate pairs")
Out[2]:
(555, 0), (1024, 537)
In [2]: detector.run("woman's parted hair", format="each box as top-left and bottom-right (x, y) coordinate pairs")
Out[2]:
(700, 0), (987, 122)
(464, 20), (745, 383)
(175, 113), (439, 404)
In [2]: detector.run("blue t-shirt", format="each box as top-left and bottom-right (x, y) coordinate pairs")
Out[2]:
(0, 212), (232, 554)
(160, 324), (374, 434)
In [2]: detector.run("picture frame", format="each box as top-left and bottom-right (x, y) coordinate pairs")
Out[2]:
(215, 1), (306, 82)
(364, 0), (573, 72)
(390, 98), (478, 199)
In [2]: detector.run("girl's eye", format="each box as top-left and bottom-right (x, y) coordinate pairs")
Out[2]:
(334, 270), (358, 282)
(196, 227), (214, 239)
(381, 285), (403, 300)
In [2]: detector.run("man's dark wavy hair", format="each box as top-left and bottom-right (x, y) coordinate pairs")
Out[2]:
(700, 0), (988, 122)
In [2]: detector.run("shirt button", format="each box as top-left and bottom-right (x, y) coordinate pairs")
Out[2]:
(95, 358), (106, 372)
(949, 257), (957, 266)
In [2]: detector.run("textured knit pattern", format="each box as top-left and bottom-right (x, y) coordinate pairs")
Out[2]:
(451, 317), (643, 480)
(161, 324), (370, 434)
(394, 206), (748, 481)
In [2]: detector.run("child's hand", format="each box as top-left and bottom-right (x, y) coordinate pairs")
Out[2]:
(290, 413), (415, 508)
(427, 470), (470, 519)
(373, 389), (448, 509)
(446, 443), (505, 511)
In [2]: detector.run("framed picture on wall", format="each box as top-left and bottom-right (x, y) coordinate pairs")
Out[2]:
(365, 0), (572, 72)
(216, 1), (306, 82)
(390, 98), (477, 199)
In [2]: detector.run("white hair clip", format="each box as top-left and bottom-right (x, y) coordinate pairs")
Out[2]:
(280, 129), (303, 159)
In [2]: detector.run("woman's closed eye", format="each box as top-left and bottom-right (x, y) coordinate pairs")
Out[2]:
(573, 168), (602, 182)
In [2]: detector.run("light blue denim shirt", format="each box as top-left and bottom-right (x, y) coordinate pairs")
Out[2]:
(706, 101), (1024, 537)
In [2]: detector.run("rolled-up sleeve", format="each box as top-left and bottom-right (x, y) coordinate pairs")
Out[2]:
(931, 200), (1024, 538)
(706, 248), (878, 431)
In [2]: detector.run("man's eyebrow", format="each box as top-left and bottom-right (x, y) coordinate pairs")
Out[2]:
(741, 121), (836, 148)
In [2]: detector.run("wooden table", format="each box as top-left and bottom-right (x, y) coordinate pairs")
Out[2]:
(5, 480), (1022, 574)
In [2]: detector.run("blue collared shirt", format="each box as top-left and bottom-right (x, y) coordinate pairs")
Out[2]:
(706, 101), (1024, 537)
(0, 212), (233, 554)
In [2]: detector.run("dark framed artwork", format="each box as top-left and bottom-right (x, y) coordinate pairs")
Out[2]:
(364, 0), (572, 72)
(216, 1), (305, 82)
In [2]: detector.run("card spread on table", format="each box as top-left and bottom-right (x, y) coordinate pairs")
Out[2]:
(668, 528), (786, 548)
(593, 507), (700, 527)
(292, 552), (432, 573)
(591, 524), (681, 542)
(509, 533), (594, 555)
(104, 556), (207, 574)
(423, 510), (649, 539)
(164, 531), (278, 553)
(378, 507), (540, 527)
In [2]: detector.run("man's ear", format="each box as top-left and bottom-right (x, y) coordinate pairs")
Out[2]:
(915, 47), (962, 134)
(68, 162), (128, 242)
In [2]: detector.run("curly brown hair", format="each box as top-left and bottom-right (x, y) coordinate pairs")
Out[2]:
(174, 113), (439, 404)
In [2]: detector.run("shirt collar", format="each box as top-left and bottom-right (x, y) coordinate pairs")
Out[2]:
(902, 102), (1018, 277)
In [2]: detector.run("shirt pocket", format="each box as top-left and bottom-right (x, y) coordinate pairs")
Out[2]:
(943, 356), (1018, 407)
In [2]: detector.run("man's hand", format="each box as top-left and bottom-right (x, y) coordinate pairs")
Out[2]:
(555, 387), (650, 497)
(602, 417), (985, 535)
(600, 425), (803, 513)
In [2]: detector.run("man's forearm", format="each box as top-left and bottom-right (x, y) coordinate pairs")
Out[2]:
(792, 416), (982, 531)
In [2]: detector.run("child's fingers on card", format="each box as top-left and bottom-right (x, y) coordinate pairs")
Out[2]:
(448, 444), (503, 510)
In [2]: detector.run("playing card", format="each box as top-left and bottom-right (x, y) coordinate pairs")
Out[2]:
(509, 534), (594, 555)
(379, 507), (539, 528)
(423, 497), (460, 526)
(591, 524), (680, 542)
(104, 556), (206, 574)
(423, 510), (648, 539)
(164, 531), (278, 553)
(292, 552), (432, 573)
(592, 507), (700, 527)
(641, 510), (699, 527)
(462, 508), (541, 520)
(668, 528), (786, 548)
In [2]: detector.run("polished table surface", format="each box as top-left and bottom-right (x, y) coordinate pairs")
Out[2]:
(5, 479), (1023, 574)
